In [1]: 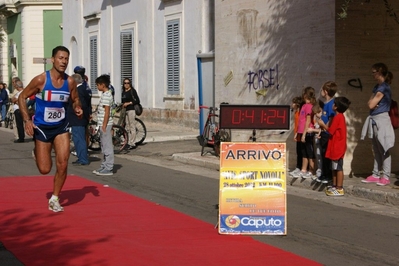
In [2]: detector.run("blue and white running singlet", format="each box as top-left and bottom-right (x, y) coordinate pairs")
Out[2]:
(34, 71), (70, 126)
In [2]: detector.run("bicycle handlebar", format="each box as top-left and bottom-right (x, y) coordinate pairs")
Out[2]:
(199, 105), (219, 112)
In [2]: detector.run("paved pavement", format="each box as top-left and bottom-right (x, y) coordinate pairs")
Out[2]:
(1, 120), (399, 264)
(1, 120), (399, 207)
(141, 122), (399, 206)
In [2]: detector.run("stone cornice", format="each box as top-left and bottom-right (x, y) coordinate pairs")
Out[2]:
(0, 0), (61, 16)
(84, 13), (101, 22)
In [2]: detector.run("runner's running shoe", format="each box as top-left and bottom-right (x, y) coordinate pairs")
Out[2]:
(48, 198), (64, 212)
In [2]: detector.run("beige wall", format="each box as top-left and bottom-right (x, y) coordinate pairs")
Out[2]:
(215, 0), (399, 176)
(336, 1), (399, 176)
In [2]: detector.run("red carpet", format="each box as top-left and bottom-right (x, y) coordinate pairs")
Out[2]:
(0, 175), (320, 265)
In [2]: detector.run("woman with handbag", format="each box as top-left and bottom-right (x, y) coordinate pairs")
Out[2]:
(121, 78), (140, 150)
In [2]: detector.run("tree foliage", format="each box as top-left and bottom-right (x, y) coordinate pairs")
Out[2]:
(338, 0), (399, 25)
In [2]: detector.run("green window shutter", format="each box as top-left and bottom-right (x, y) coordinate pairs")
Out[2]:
(166, 19), (180, 95)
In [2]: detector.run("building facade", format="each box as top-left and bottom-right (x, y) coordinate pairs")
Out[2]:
(63, 0), (399, 176)
(0, 0), (62, 89)
(62, 0), (214, 128)
(215, 0), (399, 175)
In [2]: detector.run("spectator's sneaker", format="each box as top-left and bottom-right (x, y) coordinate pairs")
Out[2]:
(71, 150), (77, 156)
(325, 186), (335, 195)
(376, 178), (390, 186)
(321, 178), (331, 184)
(48, 198), (64, 212)
(292, 170), (305, 178)
(317, 176), (332, 184)
(326, 187), (344, 196)
(96, 168), (113, 176)
(72, 160), (89, 166)
(315, 169), (322, 178)
(301, 172), (313, 179)
(289, 168), (300, 176)
(361, 175), (380, 183)
(92, 167), (104, 174)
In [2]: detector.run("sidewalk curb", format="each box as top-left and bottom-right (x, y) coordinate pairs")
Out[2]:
(172, 152), (399, 206)
(146, 135), (198, 143)
(346, 185), (399, 205)
(172, 152), (219, 170)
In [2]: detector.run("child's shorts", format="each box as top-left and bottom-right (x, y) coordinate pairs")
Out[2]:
(331, 158), (343, 171)
(300, 133), (315, 159)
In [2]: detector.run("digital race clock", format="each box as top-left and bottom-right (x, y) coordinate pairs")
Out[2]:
(219, 105), (290, 130)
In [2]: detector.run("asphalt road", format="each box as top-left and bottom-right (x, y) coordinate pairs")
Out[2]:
(1, 132), (399, 265)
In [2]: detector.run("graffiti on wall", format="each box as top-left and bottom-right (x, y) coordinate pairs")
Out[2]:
(248, 64), (279, 96)
(347, 78), (362, 91)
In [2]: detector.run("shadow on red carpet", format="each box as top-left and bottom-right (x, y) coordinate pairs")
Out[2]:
(0, 175), (321, 265)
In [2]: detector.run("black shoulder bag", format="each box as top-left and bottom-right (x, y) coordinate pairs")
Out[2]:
(129, 89), (143, 116)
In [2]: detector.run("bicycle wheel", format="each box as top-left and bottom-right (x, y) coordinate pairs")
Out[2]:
(219, 129), (231, 142)
(134, 118), (147, 145)
(112, 125), (129, 153)
(88, 124), (101, 151)
(213, 129), (231, 157)
(201, 121), (211, 156)
(9, 113), (13, 129)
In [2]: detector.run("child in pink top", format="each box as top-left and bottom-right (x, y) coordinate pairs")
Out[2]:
(292, 86), (316, 179)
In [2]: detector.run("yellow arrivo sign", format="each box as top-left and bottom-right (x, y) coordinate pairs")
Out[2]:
(218, 142), (287, 235)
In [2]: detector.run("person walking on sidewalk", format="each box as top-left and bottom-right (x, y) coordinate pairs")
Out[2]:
(361, 63), (395, 186)
(121, 78), (140, 150)
(11, 80), (25, 143)
(68, 73), (92, 166)
(18, 45), (83, 212)
(92, 74), (114, 176)
(325, 97), (351, 196)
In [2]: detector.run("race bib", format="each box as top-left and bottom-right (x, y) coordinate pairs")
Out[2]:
(44, 107), (65, 123)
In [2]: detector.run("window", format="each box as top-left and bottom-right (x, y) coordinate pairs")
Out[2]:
(90, 36), (98, 93)
(166, 19), (180, 95)
(120, 30), (134, 85)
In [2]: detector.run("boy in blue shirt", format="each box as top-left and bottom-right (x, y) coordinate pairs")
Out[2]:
(316, 81), (337, 184)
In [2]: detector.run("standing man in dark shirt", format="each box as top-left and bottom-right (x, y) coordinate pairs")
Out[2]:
(0, 82), (8, 125)
(11, 81), (25, 142)
(68, 73), (92, 165)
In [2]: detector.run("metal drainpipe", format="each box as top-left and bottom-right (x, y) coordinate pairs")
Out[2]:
(197, 57), (204, 135)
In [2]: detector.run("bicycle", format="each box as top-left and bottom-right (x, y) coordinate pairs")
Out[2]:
(197, 105), (231, 157)
(86, 119), (129, 154)
(113, 104), (147, 145)
(3, 103), (14, 129)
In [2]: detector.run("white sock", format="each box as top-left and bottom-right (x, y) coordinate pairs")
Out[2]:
(50, 195), (59, 201)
